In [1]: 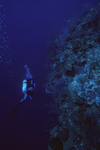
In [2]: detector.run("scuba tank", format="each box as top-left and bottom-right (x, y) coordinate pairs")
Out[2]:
(22, 79), (27, 93)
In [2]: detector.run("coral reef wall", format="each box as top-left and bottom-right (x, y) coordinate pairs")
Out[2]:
(46, 3), (100, 150)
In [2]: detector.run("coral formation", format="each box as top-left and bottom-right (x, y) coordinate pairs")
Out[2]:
(46, 3), (100, 150)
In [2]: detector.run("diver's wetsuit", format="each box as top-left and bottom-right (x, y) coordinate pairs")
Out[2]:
(19, 65), (36, 103)
(26, 79), (35, 96)
(19, 78), (36, 103)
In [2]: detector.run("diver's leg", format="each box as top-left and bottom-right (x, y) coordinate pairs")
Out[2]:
(20, 93), (28, 103)
(29, 95), (32, 100)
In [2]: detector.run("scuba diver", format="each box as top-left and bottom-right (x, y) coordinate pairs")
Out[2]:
(10, 65), (36, 117)
(20, 65), (36, 103)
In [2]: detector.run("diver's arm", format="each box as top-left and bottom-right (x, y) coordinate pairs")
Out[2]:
(24, 65), (32, 80)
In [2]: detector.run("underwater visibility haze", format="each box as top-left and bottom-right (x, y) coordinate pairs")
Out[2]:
(0, 0), (100, 150)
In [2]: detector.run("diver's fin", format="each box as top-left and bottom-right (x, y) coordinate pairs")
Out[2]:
(10, 102), (21, 117)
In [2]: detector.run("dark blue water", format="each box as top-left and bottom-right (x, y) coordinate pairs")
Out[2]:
(0, 0), (99, 150)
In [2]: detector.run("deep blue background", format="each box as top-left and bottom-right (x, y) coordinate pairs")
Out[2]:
(0, 0), (99, 150)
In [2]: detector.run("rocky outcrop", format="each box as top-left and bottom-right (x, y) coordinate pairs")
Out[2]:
(46, 3), (100, 150)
